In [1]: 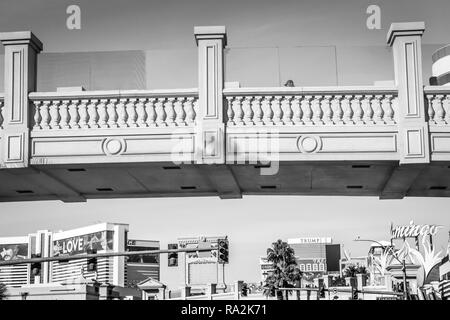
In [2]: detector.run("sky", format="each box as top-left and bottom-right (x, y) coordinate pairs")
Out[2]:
(0, 0), (450, 290)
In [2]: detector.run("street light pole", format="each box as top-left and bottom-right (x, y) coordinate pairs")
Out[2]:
(354, 237), (408, 300)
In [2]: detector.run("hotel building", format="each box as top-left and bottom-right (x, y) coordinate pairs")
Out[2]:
(288, 237), (341, 276)
(0, 222), (159, 288)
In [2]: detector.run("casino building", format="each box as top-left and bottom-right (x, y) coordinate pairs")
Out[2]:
(0, 222), (159, 288)
(288, 237), (341, 277)
(432, 44), (450, 85)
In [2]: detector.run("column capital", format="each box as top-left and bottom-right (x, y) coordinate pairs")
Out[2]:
(194, 26), (227, 47)
(0, 31), (43, 52)
(387, 22), (425, 46)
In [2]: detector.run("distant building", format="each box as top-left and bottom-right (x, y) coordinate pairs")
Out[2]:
(126, 239), (160, 288)
(287, 237), (341, 277)
(0, 222), (159, 289)
(176, 236), (227, 291)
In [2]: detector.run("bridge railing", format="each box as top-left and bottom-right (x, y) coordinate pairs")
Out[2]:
(424, 86), (450, 126)
(28, 89), (199, 131)
(224, 86), (399, 128)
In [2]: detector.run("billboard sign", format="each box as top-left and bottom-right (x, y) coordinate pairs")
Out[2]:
(0, 243), (28, 261)
(53, 231), (114, 256)
(288, 237), (332, 245)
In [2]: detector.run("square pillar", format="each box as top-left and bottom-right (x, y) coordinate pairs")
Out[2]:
(205, 283), (217, 299)
(234, 280), (244, 300)
(356, 274), (367, 291)
(194, 26), (227, 164)
(0, 31), (42, 168)
(387, 22), (430, 165)
(180, 286), (191, 299)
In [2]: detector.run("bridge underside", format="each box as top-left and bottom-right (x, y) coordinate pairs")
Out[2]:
(1, 161), (449, 202)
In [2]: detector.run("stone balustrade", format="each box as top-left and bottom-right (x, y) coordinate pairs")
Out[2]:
(29, 89), (199, 130)
(425, 86), (450, 125)
(223, 87), (398, 127)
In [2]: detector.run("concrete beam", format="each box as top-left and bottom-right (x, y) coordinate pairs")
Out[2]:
(200, 164), (242, 199)
(379, 165), (425, 199)
(13, 167), (86, 203)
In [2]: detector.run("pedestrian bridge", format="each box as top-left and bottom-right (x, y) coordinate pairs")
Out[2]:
(0, 22), (450, 202)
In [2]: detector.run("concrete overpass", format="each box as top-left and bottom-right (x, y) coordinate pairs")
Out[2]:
(0, 22), (450, 203)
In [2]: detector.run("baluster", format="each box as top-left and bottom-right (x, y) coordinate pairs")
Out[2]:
(433, 95), (445, 124)
(125, 98), (137, 127)
(193, 98), (199, 125)
(145, 98), (157, 127)
(392, 97), (399, 124)
(444, 95), (450, 124)
(382, 95), (395, 125)
(426, 95), (435, 124)
(87, 99), (99, 128)
(312, 96), (324, 125)
(107, 99), (119, 128)
(252, 96), (263, 125)
(282, 96), (294, 125)
(97, 99), (109, 128)
(79, 100), (90, 129)
(40, 101), (51, 129)
(117, 98), (128, 127)
(301, 95), (313, 125)
(226, 96), (235, 126)
(233, 96), (244, 126)
(361, 95), (374, 125)
(69, 100), (80, 129)
(243, 96), (254, 125)
(156, 98), (167, 127)
(272, 96), (283, 125)
(262, 96), (274, 125)
(127, 98), (138, 127)
(33, 101), (42, 129)
(165, 98), (176, 126)
(49, 101), (61, 129)
(184, 97), (196, 126)
(332, 95), (344, 125)
(175, 97), (186, 126)
(352, 95), (364, 125)
(342, 95), (353, 125)
(372, 95), (384, 125)
(321, 95), (333, 125)
(292, 96), (303, 125)
(60, 100), (71, 129)
(135, 98), (147, 127)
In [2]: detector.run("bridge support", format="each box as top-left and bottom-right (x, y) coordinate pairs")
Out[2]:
(194, 26), (227, 165)
(387, 22), (430, 165)
(381, 22), (430, 200)
(0, 32), (42, 169)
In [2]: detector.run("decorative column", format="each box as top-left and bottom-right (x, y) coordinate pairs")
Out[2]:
(387, 22), (430, 165)
(0, 32), (42, 168)
(194, 26), (227, 164)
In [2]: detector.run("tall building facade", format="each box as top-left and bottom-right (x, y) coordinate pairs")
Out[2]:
(0, 223), (159, 288)
(126, 239), (160, 288)
(288, 237), (341, 276)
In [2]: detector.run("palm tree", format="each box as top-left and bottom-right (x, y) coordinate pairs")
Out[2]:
(0, 282), (7, 300)
(343, 264), (359, 278)
(264, 239), (302, 300)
